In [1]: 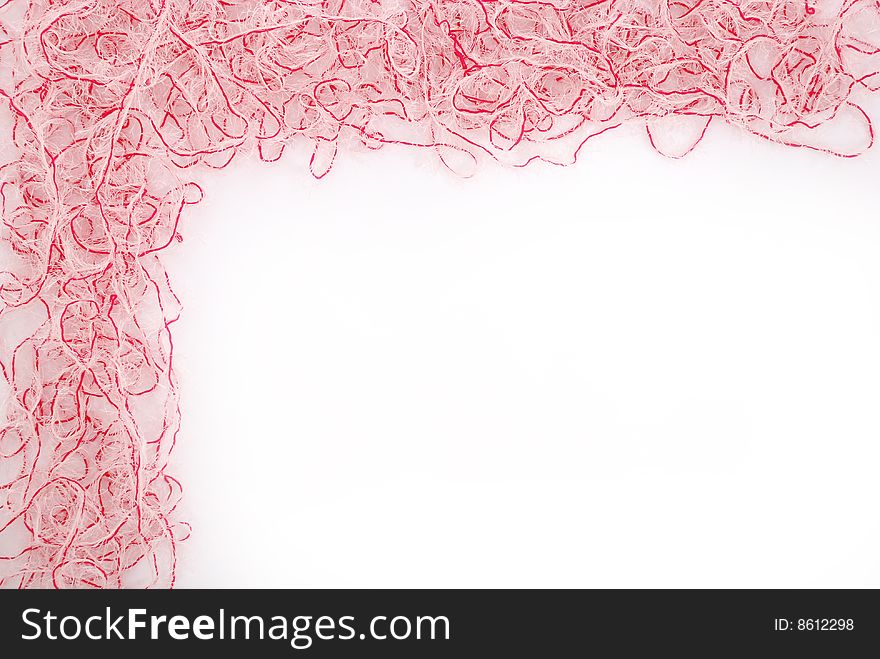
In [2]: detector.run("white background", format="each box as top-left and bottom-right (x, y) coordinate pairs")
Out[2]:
(165, 100), (880, 588)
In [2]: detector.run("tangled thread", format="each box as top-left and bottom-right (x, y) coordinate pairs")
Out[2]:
(0, 0), (878, 588)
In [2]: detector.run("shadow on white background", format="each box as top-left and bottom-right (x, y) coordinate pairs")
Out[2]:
(165, 111), (880, 588)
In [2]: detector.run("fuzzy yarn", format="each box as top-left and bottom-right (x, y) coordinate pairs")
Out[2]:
(0, 0), (878, 587)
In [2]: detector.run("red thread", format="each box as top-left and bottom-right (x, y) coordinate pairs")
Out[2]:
(1, 0), (878, 588)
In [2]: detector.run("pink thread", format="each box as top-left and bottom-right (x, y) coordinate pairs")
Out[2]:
(0, 0), (878, 588)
